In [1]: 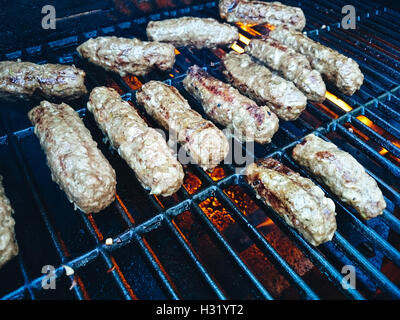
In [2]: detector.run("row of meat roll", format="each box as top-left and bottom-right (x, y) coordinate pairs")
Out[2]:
(25, 62), (284, 214)
(0, 17), (363, 120)
(247, 134), (386, 246)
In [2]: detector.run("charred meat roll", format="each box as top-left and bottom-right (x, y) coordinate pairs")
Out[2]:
(28, 101), (116, 213)
(219, 0), (306, 31)
(77, 36), (176, 77)
(0, 176), (18, 269)
(183, 65), (279, 144)
(246, 158), (337, 246)
(136, 81), (229, 171)
(0, 61), (87, 100)
(292, 134), (386, 219)
(245, 38), (326, 102)
(87, 87), (184, 196)
(222, 52), (306, 121)
(146, 17), (239, 49)
(269, 27), (364, 95)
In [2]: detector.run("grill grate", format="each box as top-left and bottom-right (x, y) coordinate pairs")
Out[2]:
(0, 0), (399, 300)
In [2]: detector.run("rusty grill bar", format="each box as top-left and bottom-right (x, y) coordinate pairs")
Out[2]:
(0, 0), (399, 300)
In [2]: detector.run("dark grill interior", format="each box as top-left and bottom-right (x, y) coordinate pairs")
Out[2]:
(0, 0), (399, 300)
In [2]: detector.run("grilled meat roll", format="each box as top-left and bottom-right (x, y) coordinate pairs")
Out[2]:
(0, 61), (87, 100)
(146, 17), (239, 49)
(246, 158), (336, 246)
(136, 81), (229, 171)
(0, 176), (18, 269)
(219, 0), (306, 31)
(221, 52), (307, 121)
(183, 65), (279, 144)
(269, 27), (364, 95)
(245, 38), (326, 102)
(292, 134), (386, 219)
(87, 87), (184, 196)
(28, 101), (116, 213)
(77, 36), (176, 77)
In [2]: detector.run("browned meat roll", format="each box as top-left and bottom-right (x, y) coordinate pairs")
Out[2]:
(183, 65), (279, 144)
(245, 38), (326, 102)
(292, 134), (386, 219)
(136, 81), (229, 171)
(0, 61), (87, 100)
(146, 17), (239, 49)
(0, 176), (18, 269)
(28, 101), (116, 213)
(87, 87), (184, 196)
(221, 52), (307, 121)
(77, 36), (176, 77)
(219, 0), (306, 31)
(246, 158), (337, 246)
(269, 26), (364, 95)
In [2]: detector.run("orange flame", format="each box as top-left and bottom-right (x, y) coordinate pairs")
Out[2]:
(325, 91), (353, 112)
(256, 219), (274, 229)
(239, 33), (251, 45)
(236, 22), (261, 36)
(231, 42), (245, 53)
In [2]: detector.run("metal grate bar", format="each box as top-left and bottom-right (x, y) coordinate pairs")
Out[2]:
(1, 0), (399, 300)
(163, 217), (228, 300)
(134, 231), (180, 300)
(336, 124), (400, 179)
(332, 233), (400, 299)
(238, 171), (365, 300)
(189, 193), (274, 300)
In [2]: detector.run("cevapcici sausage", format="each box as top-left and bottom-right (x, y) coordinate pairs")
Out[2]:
(87, 87), (184, 196)
(246, 158), (337, 246)
(269, 26), (364, 95)
(28, 101), (116, 213)
(77, 36), (176, 77)
(245, 38), (326, 102)
(222, 52), (307, 121)
(0, 61), (87, 100)
(136, 81), (229, 171)
(0, 176), (18, 269)
(183, 65), (279, 144)
(146, 17), (239, 49)
(219, 0), (306, 31)
(292, 134), (386, 219)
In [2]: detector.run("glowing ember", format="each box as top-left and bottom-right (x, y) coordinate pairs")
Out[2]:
(122, 75), (142, 91)
(325, 91), (353, 112)
(206, 166), (227, 181)
(183, 170), (202, 195)
(199, 197), (235, 232)
(263, 23), (275, 31)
